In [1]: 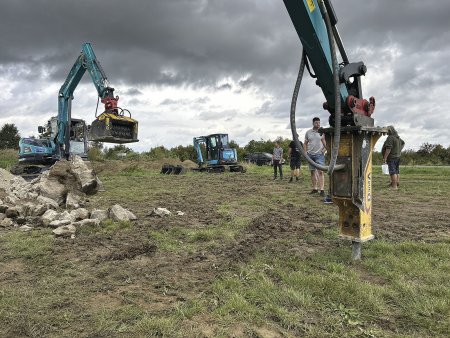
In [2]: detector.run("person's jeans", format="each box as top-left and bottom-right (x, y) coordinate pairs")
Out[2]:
(273, 160), (283, 178)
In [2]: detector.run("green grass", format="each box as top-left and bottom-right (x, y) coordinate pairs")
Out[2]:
(212, 240), (450, 337)
(1, 164), (449, 337)
(0, 149), (18, 169)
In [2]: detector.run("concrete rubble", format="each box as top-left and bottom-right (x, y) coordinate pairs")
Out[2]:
(0, 156), (138, 238)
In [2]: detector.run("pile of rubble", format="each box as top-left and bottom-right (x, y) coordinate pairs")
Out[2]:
(0, 156), (136, 238)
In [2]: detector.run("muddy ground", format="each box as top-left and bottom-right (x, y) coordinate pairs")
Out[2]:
(1, 162), (449, 337)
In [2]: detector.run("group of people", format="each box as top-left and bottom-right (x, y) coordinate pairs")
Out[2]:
(272, 117), (327, 197)
(271, 118), (405, 195)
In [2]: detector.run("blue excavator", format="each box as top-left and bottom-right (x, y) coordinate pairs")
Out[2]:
(160, 133), (245, 174)
(192, 133), (245, 173)
(14, 43), (138, 175)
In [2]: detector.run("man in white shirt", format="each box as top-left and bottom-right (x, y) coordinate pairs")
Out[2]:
(304, 117), (326, 196)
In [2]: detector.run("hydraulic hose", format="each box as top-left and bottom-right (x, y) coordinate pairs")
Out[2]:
(320, 0), (342, 175)
(289, 0), (344, 174)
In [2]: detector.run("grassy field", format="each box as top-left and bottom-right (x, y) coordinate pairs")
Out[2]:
(0, 160), (449, 337)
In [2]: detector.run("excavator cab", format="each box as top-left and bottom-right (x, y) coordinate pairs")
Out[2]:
(89, 96), (139, 144)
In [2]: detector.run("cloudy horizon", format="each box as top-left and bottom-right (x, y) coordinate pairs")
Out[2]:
(1, 0), (450, 152)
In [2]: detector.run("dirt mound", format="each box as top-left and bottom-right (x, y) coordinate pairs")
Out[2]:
(181, 160), (198, 168)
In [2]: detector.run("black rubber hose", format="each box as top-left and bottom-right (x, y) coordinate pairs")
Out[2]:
(319, 0), (342, 175)
(290, 51), (330, 172)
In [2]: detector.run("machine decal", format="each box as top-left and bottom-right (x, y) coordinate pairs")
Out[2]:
(306, 0), (316, 12)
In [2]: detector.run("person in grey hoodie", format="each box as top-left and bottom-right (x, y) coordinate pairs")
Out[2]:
(272, 142), (284, 180)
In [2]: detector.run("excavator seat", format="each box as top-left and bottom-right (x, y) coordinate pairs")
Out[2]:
(89, 112), (139, 144)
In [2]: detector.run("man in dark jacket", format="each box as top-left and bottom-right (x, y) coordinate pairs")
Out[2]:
(382, 126), (405, 190)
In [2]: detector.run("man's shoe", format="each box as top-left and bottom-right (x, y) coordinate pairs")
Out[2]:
(280, 176), (283, 180)
(323, 195), (333, 204)
(289, 178), (293, 183)
(296, 177), (299, 181)
(309, 189), (318, 194)
(319, 190), (325, 197)
(273, 177), (277, 180)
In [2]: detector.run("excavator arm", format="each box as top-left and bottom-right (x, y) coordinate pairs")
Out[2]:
(283, 0), (375, 126)
(57, 43), (138, 158)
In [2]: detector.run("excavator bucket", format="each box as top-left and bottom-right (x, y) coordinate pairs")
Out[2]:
(89, 112), (139, 144)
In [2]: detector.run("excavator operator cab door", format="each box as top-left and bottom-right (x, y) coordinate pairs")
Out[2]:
(206, 135), (220, 161)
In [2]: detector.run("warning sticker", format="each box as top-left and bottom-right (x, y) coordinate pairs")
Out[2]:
(306, 0), (316, 12)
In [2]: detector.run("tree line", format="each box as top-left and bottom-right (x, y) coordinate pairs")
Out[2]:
(1, 123), (449, 165)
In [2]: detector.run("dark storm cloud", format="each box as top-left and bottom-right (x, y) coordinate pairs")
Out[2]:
(1, 0), (450, 148)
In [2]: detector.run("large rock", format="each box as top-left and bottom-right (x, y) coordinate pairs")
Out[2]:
(0, 213), (5, 221)
(53, 224), (76, 238)
(66, 192), (84, 209)
(0, 205), (7, 213)
(38, 172), (67, 205)
(109, 204), (137, 222)
(90, 209), (108, 222)
(70, 156), (99, 195)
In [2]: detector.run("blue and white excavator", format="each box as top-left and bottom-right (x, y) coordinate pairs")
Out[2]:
(14, 43), (138, 175)
(192, 133), (245, 173)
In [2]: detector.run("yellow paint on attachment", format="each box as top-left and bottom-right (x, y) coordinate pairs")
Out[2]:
(306, 0), (316, 13)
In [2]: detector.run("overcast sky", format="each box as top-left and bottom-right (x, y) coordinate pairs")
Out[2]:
(1, 0), (449, 152)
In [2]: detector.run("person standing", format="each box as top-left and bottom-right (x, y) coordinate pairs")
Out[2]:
(288, 136), (301, 183)
(304, 117), (326, 196)
(272, 142), (283, 180)
(382, 126), (405, 190)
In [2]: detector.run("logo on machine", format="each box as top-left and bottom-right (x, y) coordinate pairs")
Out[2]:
(367, 172), (372, 202)
(306, 0), (316, 12)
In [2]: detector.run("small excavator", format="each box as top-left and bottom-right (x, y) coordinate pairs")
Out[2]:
(13, 43), (138, 175)
(161, 133), (245, 174)
(192, 133), (245, 173)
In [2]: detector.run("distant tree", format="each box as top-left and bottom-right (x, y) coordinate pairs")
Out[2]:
(0, 123), (20, 149)
(104, 144), (133, 159)
(417, 142), (436, 155)
(170, 144), (196, 161)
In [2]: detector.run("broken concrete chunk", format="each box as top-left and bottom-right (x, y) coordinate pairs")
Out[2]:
(5, 196), (18, 205)
(90, 209), (108, 222)
(38, 172), (67, 206)
(70, 156), (99, 195)
(0, 205), (8, 213)
(5, 208), (19, 218)
(66, 192), (86, 209)
(0, 213), (5, 221)
(73, 218), (101, 227)
(109, 204), (137, 221)
(175, 211), (185, 216)
(1, 218), (14, 227)
(148, 208), (172, 217)
(41, 209), (60, 226)
(37, 196), (59, 210)
(49, 219), (72, 229)
(19, 225), (33, 232)
(32, 204), (48, 217)
(69, 208), (89, 221)
(53, 224), (76, 238)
